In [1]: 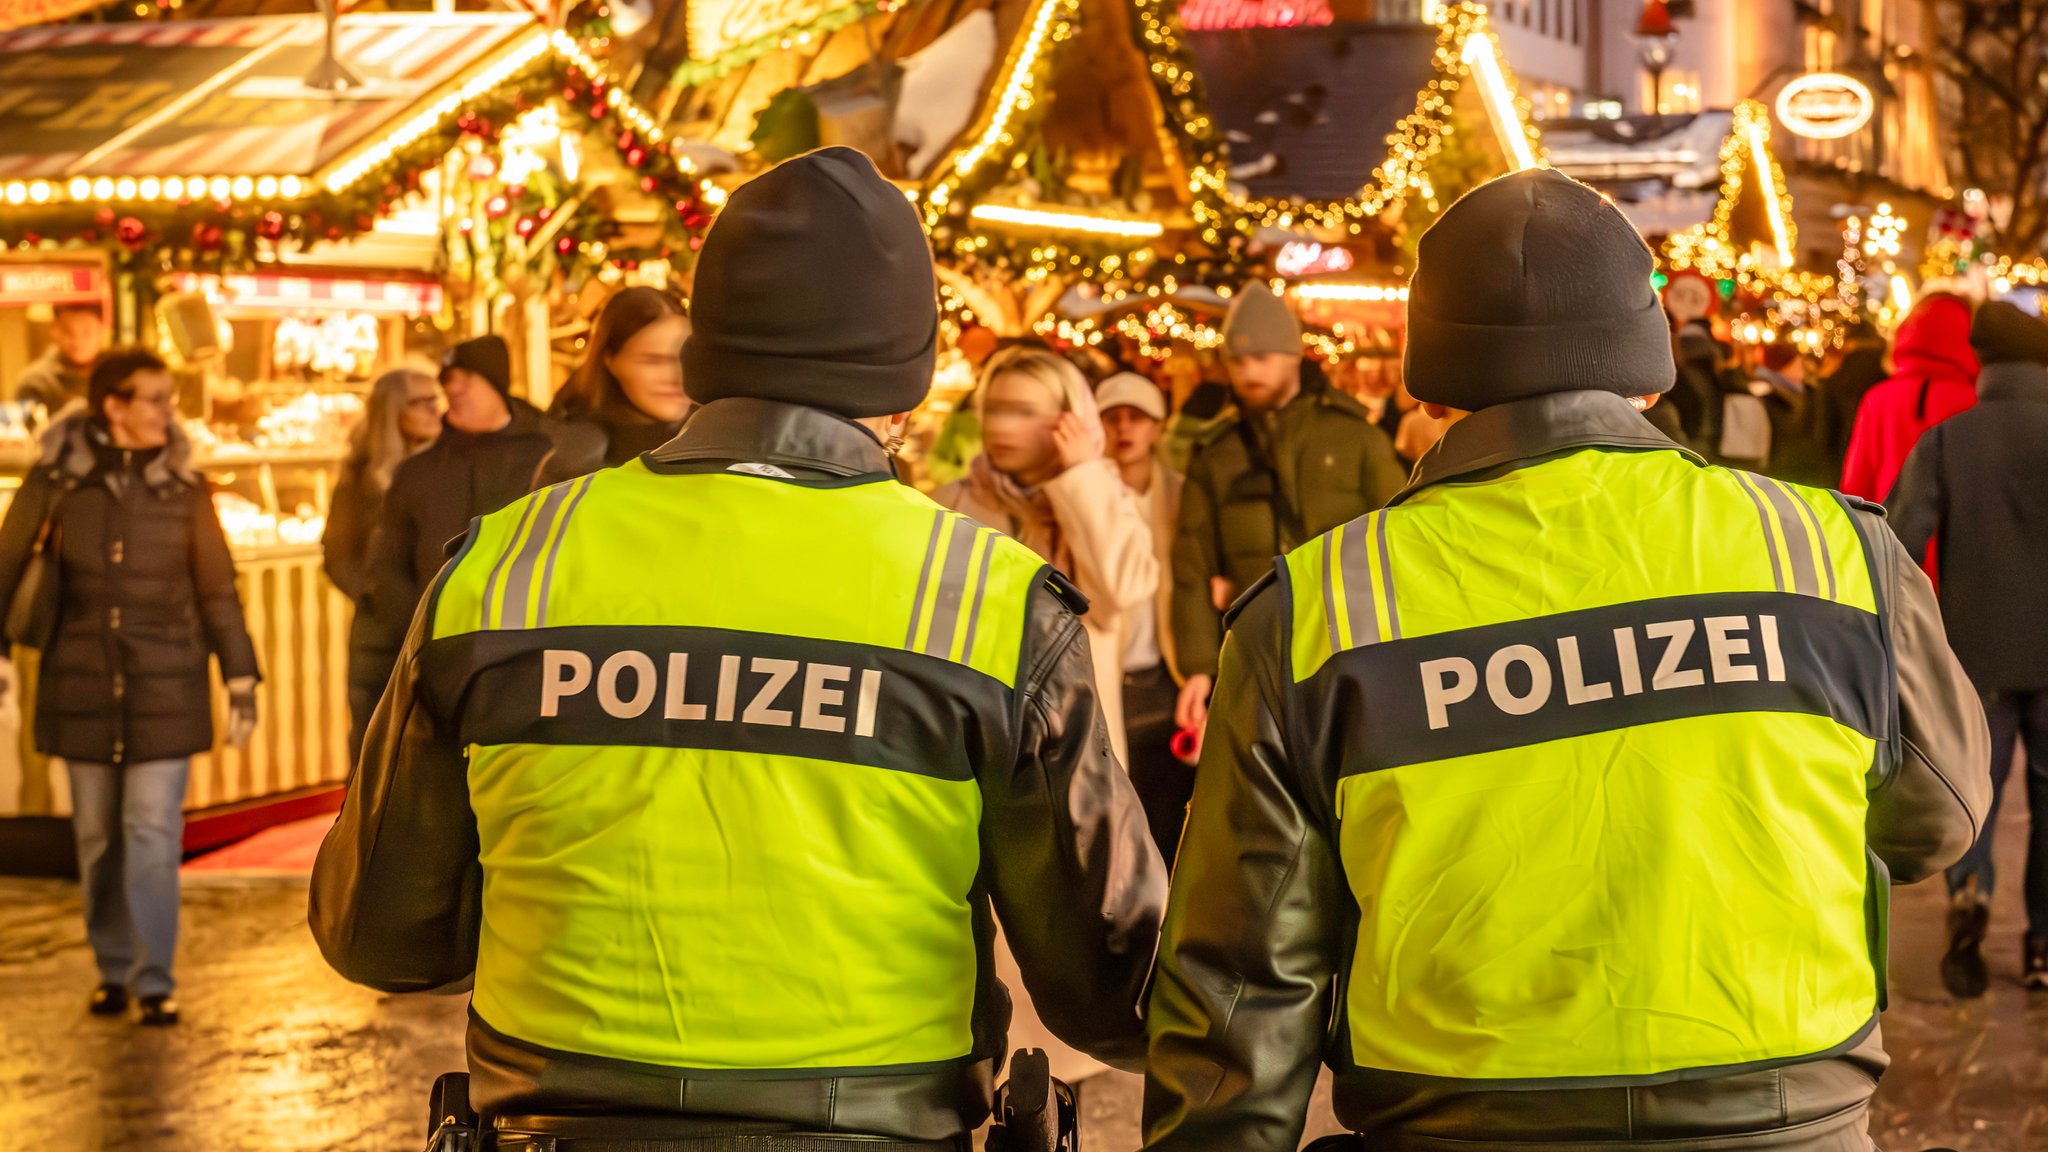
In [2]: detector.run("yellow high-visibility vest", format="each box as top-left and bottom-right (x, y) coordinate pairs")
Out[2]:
(425, 458), (1046, 1073)
(1282, 446), (1890, 1084)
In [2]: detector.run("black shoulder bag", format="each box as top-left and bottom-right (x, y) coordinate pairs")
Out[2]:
(7, 481), (68, 650)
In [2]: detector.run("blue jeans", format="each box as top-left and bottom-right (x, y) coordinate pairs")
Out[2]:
(1945, 689), (2048, 938)
(67, 758), (190, 998)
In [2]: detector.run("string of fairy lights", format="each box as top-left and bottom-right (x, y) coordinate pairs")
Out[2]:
(1660, 100), (1833, 305)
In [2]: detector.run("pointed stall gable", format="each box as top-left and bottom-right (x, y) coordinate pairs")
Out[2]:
(1662, 99), (1831, 301)
(1198, 2), (1542, 232)
(914, 0), (1239, 289)
(912, 0), (1539, 288)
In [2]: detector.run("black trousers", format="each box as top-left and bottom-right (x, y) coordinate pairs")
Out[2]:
(1122, 662), (1193, 868)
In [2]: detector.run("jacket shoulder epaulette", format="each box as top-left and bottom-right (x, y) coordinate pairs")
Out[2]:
(1044, 568), (1091, 616)
(1838, 492), (1887, 519)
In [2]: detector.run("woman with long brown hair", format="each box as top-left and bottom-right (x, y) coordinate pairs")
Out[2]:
(536, 287), (690, 486)
(324, 365), (440, 757)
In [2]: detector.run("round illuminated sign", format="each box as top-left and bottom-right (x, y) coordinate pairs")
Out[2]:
(1775, 73), (1874, 140)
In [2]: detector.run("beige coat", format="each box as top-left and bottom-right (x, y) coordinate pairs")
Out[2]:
(936, 458), (1157, 761)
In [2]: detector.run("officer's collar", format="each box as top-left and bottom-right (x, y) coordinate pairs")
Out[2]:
(646, 397), (895, 481)
(1394, 390), (1703, 505)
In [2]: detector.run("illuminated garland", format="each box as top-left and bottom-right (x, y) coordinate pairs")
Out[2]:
(1225, 2), (1544, 232)
(670, 0), (932, 88)
(0, 28), (709, 271)
(918, 0), (1247, 289)
(1989, 255), (2048, 293)
(1661, 100), (1832, 303)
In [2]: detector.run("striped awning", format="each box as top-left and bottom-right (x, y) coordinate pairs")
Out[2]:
(0, 12), (535, 182)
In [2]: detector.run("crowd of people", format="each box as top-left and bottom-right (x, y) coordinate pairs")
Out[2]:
(5, 149), (2041, 1152)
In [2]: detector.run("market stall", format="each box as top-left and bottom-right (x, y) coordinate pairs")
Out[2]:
(0, 8), (713, 864)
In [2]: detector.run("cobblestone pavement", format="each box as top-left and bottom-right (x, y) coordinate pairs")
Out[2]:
(1, 796), (2041, 1151)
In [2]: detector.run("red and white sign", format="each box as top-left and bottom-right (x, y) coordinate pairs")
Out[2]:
(1274, 241), (1355, 278)
(0, 262), (104, 307)
(1180, 0), (1332, 30)
(175, 273), (443, 316)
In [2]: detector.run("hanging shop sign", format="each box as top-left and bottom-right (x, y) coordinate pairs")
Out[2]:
(688, 0), (861, 60)
(1774, 73), (1873, 141)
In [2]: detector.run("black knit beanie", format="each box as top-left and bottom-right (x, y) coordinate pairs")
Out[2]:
(684, 147), (936, 418)
(1970, 300), (2048, 366)
(442, 334), (512, 395)
(1405, 168), (1675, 408)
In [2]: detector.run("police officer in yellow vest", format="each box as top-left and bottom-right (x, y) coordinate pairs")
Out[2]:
(310, 148), (1167, 1148)
(1143, 170), (1991, 1152)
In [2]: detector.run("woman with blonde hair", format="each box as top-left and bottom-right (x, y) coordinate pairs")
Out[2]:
(324, 365), (440, 757)
(935, 344), (1159, 1088)
(935, 345), (1157, 753)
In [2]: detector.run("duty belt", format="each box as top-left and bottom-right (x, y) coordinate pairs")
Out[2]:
(488, 1117), (966, 1152)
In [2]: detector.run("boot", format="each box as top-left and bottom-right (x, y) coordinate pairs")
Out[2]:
(2024, 933), (2048, 991)
(1940, 887), (1991, 999)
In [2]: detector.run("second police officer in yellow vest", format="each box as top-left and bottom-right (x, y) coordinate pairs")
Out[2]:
(309, 148), (1167, 1148)
(1144, 170), (1992, 1152)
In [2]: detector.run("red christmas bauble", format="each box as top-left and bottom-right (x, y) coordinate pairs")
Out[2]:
(257, 211), (286, 240)
(116, 217), (146, 250)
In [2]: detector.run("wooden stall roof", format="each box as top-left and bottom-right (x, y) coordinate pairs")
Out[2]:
(0, 12), (532, 181)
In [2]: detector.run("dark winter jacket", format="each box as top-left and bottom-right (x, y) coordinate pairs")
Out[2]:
(532, 402), (683, 489)
(0, 412), (258, 765)
(1670, 319), (1724, 445)
(356, 400), (554, 696)
(322, 455), (383, 603)
(13, 348), (90, 415)
(1889, 361), (2048, 691)
(1818, 341), (1888, 471)
(1146, 391), (1990, 1152)
(1172, 364), (1405, 679)
(1843, 295), (1977, 501)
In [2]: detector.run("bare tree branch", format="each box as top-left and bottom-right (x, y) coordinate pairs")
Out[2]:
(1933, 0), (2048, 253)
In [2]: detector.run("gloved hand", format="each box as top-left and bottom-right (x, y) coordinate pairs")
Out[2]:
(226, 676), (258, 747)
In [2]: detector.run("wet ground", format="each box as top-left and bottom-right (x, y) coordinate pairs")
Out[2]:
(2, 796), (2043, 1152)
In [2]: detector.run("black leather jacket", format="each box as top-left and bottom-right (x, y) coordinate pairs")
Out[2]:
(309, 398), (1167, 1141)
(1144, 391), (1991, 1152)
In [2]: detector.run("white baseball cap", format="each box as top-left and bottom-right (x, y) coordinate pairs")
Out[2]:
(1095, 372), (1168, 421)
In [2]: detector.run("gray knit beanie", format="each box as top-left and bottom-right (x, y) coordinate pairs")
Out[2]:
(1405, 168), (1675, 408)
(1222, 283), (1302, 358)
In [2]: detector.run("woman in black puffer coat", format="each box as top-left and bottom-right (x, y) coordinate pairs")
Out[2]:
(0, 349), (258, 1026)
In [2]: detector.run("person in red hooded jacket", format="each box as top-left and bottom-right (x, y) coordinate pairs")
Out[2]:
(1842, 293), (1978, 501)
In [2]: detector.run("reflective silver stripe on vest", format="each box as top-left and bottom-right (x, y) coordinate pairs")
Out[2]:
(1320, 530), (1345, 657)
(1341, 518), (1379, 647)
(1323, 514), (1402, 653)
(498, 480), (578, 630)
(1752, 476), (1821, 599)
(1376, 508), (1402, 640)
(904, 510), (946, 649)
(481, 493), (546, 630)
(1731, 473), (1787, 594)
(532, 474), (597, 629)
(921, 520), (990, 661)
(957, 529), (996, 665)
(1764, 476), (1837, 602)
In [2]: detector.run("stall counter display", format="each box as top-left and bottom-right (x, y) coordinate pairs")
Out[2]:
(0, 399), (359, 824)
